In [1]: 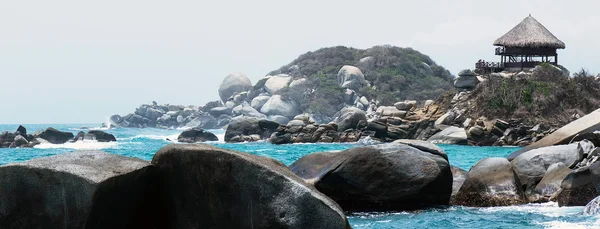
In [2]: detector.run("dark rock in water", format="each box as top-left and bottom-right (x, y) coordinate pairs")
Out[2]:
(86, 130), (117, 142)
(177, 128), (219, 143)
(555, 162), (600, 206)
(290, 142), (452, 211)
(71, 130), (117, 143)
(16, 125), (27, 136)
(450, 166), (468, 197)
(452, 157), (526, 207)
(531, 162), (571, 202)
(35, 127), (74, 144)
(225, 117), (279, 142)
(73, 131), (86, 141)
(8, 135), (29, 148)
(151, 144), (350, 229)
(0, 151), (165, 229)
(0, 131), (17, 148)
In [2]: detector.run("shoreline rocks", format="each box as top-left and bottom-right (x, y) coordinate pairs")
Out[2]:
(1, 126), (118, 148)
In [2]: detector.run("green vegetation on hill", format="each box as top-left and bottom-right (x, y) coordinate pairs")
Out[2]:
(468, 64), (600, 126)
(269, 45), (454, 118)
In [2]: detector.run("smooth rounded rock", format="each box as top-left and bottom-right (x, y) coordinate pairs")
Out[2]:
(290, 142), (452, 211)
(453, 157), (526, 207)
(218, 72), (252, 102)
(151, 144), (351, 229)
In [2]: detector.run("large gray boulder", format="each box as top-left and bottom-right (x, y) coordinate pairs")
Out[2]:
(454, 69), (479, 90)
(264, 74), (292, 94)
(250, 95), (271, 111)
(453, 157), (526, 207)
(218, 72), (252, 103)
(290, 142), (452, 211)
(337, 65), (367, 90)
(532, 162), (571, 202)
(427, 126), (468, 145)
(233, 104), (267, 119)
(151, 144), (351, 229)
(335, 107), (367, 131)
(0, 151), (164, 229)
(511, 142), (584, 192)
(394, 100), (417, 111)
(260, 95), (299, 118)
(289, 78), (310, 90)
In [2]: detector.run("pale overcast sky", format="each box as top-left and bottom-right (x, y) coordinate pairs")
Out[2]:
(1, 0), (598, 124)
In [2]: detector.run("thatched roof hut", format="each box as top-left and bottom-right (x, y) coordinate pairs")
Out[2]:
(493, 15), (565, 49)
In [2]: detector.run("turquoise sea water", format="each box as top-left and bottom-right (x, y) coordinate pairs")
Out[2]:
(1, 124), (598, 228)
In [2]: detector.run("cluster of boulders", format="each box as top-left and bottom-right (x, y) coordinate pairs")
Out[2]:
(0, 145), (353, 228)
(108, 101), (221, 130)
(0, 139), (459, 227)
(451, 136), (600, 208)
(108, 63), (381, 130)
(222, 99), (448, 144)
(0, 126), (116, 148)
(428, 90), (560, 147)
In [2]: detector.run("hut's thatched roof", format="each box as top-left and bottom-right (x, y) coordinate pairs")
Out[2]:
(494, 15), (565, 49)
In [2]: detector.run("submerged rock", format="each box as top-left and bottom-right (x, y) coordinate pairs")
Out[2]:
(151, 144), (351, 229)
(290, 142), (452, 211)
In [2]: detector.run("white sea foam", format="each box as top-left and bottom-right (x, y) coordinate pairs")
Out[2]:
(124, 134), (180, 141)
(34, 140), (118, 150)
(480, 202), (583, 218)
(541, 218), (600, 229)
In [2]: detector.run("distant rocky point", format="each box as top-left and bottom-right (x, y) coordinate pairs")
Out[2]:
(0, 126), (116, 148)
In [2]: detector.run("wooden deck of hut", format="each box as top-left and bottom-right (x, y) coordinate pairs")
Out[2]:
(476, 15), (565, 73)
